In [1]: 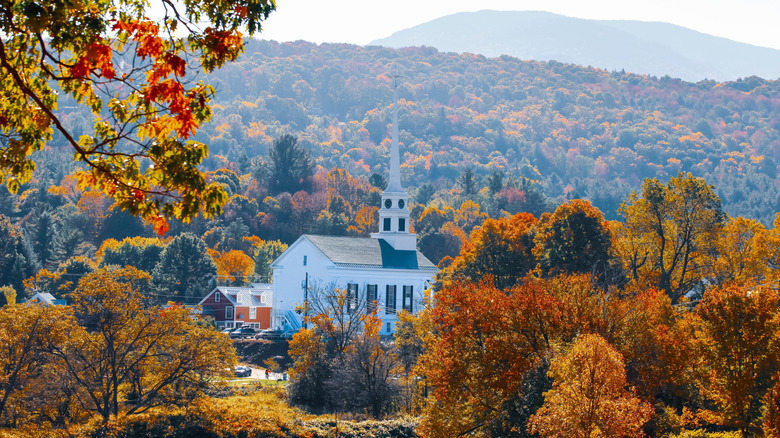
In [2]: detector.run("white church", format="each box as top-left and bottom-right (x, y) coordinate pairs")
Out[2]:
(270, 87), (438, 335)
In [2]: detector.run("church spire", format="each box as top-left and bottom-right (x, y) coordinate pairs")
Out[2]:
(387, 83), (403, 193)
(371, 70), (417, 251)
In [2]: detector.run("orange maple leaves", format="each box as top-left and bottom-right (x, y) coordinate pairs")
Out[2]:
(71, 41), (115, 79)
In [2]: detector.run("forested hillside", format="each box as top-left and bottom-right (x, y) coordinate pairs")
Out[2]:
(184, 39), (778, 224)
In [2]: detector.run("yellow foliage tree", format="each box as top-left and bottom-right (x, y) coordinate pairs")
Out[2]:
(209, 249), (255, 285)
(618, 173), (725, 302)
(711, 216), (772, 285)
(528, 333), (654, 438)
(47, 266), (236, 423)
(0, 303), (74, 426)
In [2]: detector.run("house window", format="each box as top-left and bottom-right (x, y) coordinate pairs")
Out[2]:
(250, 307), (256, 319)
(225, 306), (233, 319)
(237, 293), (243, 305)
(347, 283), (358, 314)
(260, 293), (267, 305)
(383, 218), (391, 231)
(366, 284), (378, 313)
(214, 292), (220, 303)
(303, 255), (307, 266)
(398, 218), (406, 232)
(385, 285), (396, 314)
(403, 285), (413, 313)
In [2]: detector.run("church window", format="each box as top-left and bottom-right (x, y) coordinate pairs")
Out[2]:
(347, 283), (358, 314)
(303, 255), (307, 266)
(403, 286), (413, 313)
(385, 285), (396, 314)
(383, 218), (391, 231)
(398, 199), (405, 209)
(398, 218), (406, 232)
(385, 199), (392, 208)
(366, 284), (378, 313)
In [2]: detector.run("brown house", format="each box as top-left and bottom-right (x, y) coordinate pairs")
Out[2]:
(198, 284), (273, 329)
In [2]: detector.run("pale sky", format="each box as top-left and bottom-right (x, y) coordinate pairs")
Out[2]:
(257, 0), (780, 50)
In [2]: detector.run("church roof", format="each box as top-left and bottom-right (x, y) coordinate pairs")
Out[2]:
(303, 235), (437, 271)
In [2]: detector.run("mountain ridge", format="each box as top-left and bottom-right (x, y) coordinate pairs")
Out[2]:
(369, 10), (780, 82)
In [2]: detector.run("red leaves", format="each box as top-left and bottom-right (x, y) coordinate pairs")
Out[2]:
(70, 41), (114, 79)
(167, 54), (186, 77)
(203, 27), (243, 58)
(114, 19), (163, 59)
(152, 216), (169, 236)
(117, 18), (195, 137)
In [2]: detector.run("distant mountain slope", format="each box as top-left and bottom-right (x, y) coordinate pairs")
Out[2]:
(370, 10), (780, 82)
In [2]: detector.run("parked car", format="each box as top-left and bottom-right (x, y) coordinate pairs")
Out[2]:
(234, 365), (252, 377)
(255, 329), (292, 340)
(221, 327), (235, 335)
(229, 326), (258, 339)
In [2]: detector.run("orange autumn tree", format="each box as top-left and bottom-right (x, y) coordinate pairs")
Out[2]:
(418, 277), (569, 438)
(690, 282), (780, 435)
(528, 333), (654, 438)
(440, 212), (538, 290)
(0, 0), (275, 234)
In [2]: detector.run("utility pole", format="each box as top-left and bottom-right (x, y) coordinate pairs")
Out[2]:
(303, 272), (308, 329)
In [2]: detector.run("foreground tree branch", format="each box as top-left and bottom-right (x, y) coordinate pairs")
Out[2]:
(0, 0), (275, 234)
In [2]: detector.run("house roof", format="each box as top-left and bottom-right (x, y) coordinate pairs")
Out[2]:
(28, 292), (66, 306)
(199, 284), (273, 307)
(303, 235), (437, 271)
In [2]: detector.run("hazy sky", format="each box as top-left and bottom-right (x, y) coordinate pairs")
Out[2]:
(257, 0), (780, 50)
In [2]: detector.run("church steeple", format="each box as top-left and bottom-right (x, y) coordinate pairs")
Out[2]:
(387, 81), (403, 193)
(372, 78), (417, 251)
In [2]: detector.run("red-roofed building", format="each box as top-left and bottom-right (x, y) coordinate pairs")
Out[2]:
(198, 284), (273, 329)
